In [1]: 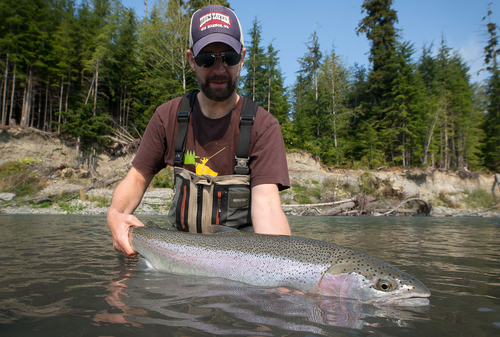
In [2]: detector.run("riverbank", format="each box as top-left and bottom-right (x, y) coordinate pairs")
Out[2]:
(1, 127), (499, 217)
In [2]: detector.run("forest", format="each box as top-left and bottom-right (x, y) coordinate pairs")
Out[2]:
(1, 0), (499, 171)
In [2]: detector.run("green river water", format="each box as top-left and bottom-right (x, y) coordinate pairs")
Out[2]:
(0, 214), (499, 336)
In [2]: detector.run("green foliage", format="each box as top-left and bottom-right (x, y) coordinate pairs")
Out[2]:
(462, 189), (496, 209)
(151, 167), (175, 189)
(57, 200), (84, 213)
(0, 158), (45, 197)
(359, 172), (377, 195)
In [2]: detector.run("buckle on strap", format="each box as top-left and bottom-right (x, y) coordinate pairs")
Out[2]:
(174, 152), (184, 166)
(240, 114), (254, 125)
(177, 111), (190, 123)
(234, 156), (250, 175)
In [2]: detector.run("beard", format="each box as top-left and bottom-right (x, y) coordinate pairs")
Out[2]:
(197, 73), (239, 102)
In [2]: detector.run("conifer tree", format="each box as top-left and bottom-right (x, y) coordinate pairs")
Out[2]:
(482, 6), (500, 170)
(356, 0), (399, 107)
(262, 41), (289, 124)
(294, 30), (322, 146)
(241, 17), (266, 104)
(317, 48), (353, 165)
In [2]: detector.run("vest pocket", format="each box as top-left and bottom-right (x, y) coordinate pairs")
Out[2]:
(212, 185), (251, 228)
(168, 174), (190, 231)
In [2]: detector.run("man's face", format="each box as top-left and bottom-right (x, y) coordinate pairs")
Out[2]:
(188, 43), (245, 102)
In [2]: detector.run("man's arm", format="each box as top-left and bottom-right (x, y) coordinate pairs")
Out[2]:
(251, 183), (291, 235)
(107, 167), (155, 258)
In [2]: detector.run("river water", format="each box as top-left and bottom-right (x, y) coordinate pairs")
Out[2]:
(0, 214), (499, 336)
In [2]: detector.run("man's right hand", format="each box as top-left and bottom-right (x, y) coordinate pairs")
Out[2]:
(106, 167), (154, 259)
(107, 210), (145, 258)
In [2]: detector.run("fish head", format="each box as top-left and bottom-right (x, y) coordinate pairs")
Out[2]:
(318, 250), (431, 306)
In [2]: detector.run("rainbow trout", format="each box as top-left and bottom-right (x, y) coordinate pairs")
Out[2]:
(130, 222), (431, 306)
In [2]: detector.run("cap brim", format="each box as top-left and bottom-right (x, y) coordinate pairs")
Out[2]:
(192, 33), (242, 56)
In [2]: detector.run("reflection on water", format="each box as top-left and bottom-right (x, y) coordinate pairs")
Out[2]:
(0, 215), (499, 336)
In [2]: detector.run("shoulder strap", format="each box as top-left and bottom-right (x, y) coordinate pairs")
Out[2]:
(234, 98), (258, 175)
(174, 90), (199, 167)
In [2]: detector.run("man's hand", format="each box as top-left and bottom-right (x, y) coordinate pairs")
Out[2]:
(107, 167), (154, 258)
(108, 210), (144, 258)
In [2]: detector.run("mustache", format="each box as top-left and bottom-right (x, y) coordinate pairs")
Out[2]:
(206, 74), (231, 83)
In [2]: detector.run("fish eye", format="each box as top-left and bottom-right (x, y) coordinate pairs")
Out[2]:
(373, 279), (396, 292)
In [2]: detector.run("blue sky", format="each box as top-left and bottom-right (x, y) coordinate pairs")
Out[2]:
(122, 0), (500, 87)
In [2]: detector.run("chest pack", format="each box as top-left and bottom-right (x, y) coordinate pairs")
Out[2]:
(167, 90), (258, 234)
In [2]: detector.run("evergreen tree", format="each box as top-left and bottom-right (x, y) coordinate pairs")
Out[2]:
(293, 30), (322, 146)
(317, 47), (353, 165)
(383, 41), (426, 167)
(241, 17), (266, 105)
(482, 6), (500, 170)
(263, 41), (289, 124)
(356, 0), (399, 107)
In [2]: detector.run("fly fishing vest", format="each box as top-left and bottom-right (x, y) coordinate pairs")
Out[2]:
(167, 90), (258, 234)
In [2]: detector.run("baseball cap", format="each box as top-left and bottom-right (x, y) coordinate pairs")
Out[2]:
(189, 5), (244, 57)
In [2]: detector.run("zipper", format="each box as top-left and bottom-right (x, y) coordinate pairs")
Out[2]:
(216, 191), (222, 225)
(196, 185), (203, 233)
(180, 185), (187, 229)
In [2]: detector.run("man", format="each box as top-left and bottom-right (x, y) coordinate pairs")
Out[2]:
(108, 5), (291, 258)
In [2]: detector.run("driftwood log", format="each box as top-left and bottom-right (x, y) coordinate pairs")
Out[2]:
(283, 194), (432, 217)
(374, 198), (431, 216)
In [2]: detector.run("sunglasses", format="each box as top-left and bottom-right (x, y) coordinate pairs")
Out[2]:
(194, 51), (241, 68)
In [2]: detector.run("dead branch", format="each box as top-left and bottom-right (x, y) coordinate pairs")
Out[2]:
(317, 201), (356, 216)
(282, 198), (355, 208)
(374, 198), (431, 216)
(454, 204), (499, 217)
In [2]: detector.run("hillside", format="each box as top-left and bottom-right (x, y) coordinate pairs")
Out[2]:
(0, 127), (498, 217)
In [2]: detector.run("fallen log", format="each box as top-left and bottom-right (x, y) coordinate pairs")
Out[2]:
(317, 201), (356, 216)
(281, 198), (355, 208)
(374, 198), (431, 216)
(453, 204), (499, 217)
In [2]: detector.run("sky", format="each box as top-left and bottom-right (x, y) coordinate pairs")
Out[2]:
(121, 0), (500, 87)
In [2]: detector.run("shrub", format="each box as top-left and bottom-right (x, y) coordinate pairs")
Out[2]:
(151, 167), (175, 189)
(462, 189), (496, 209)
(0, 158), (45, 197)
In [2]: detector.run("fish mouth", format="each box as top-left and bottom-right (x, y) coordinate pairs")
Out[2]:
(382, 297), (430, 307)
(373, 293), (431, 307)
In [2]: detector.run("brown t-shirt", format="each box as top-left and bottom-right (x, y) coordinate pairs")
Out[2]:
(132, 96), (290, 190)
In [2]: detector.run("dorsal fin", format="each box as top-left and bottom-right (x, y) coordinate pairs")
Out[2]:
(145, 221), (161, 229)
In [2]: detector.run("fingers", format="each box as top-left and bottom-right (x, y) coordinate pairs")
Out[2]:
(108, 213), (144, 259)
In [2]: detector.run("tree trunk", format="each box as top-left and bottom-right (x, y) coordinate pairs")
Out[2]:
(76, 136), (80, 157)
(126, 92), (130, 128)
(21, 77), (27, 126)
(37, 86), (42, 129)
(252, 52), (256, 101)
(58, 76), (64, 133)
(267, 77), (271, 113)
(9, 63), (16, 125)
(444, 115), (449, 169)
(93, 60), (99, 116)
(422, 112), (439, 166)
(85, 75), (95, 106)
(43, 80), (49, 131)
(1, 52), (9, 126)
(29, 84), (35, 128)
